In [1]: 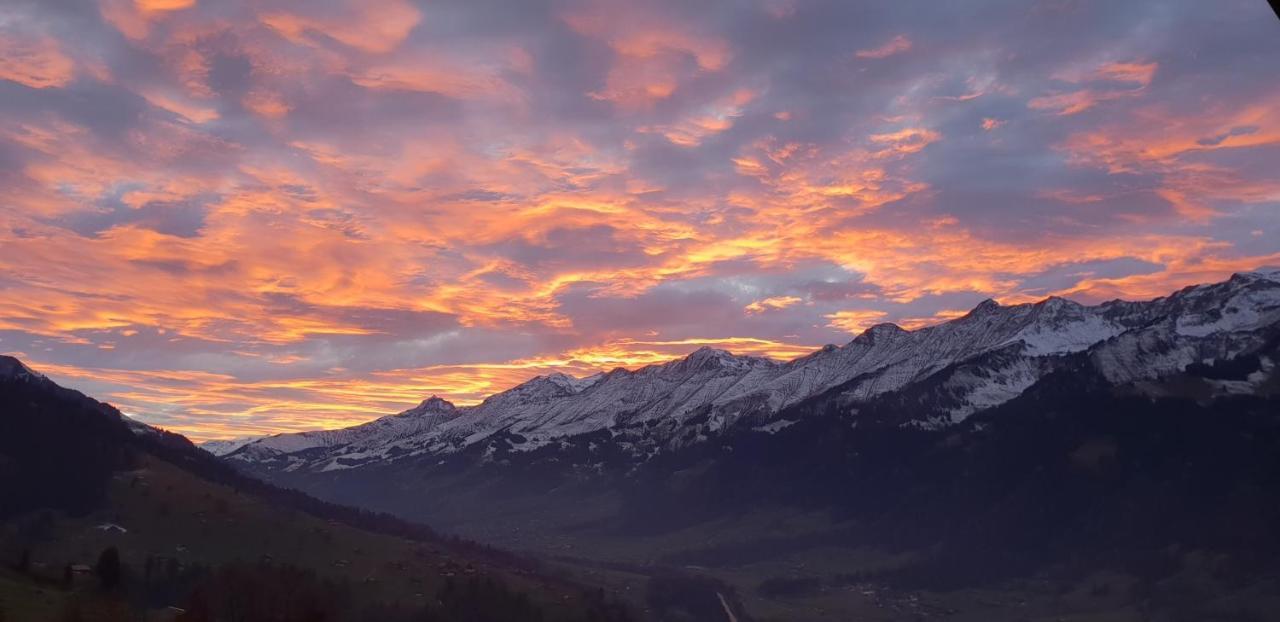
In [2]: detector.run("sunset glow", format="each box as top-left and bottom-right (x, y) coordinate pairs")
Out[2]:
(1, 0), (1278, 440)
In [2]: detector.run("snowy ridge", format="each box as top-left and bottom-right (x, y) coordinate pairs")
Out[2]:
(212, 270), (1280, 471)
(201, 436), (260, 457)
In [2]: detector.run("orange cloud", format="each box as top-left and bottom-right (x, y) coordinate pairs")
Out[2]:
(745, 296), (802, 314)
(825, 309), (888, 333)
(1093, 61), (1157, 87)
(0, 34), (76, 89)
(98, 0), (200, 40)
(641, 89), (755, 146)
(855, 34), (912, 59)
(1052, 253), (1280, 302)
(896, 309), (969, 330)
(564, 5), (732, 108)
(1030, 59), (1157, 116)
(260, 0), (422, 54)
(135, 0), (195, 12)
(869, 127), (941, 156)
(1056, 99), (1280, 220)
(241, 90), (291, 119)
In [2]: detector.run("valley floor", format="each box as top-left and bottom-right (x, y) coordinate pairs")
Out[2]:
(442, 505), (1280, 622)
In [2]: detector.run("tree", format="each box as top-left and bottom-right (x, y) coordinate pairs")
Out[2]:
(96, 546), (121, 590)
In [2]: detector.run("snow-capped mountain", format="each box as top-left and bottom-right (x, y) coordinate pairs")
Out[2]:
(210, 269), (1280, 472)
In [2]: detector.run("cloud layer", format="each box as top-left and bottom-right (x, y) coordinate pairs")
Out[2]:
(1, 0), (1277, 439)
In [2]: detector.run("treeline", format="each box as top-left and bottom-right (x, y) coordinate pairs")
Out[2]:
(0, 377), (136, 519)
(9, 544), (632, 622)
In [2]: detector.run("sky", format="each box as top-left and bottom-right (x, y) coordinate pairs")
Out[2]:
(1, 0), (1278, 441)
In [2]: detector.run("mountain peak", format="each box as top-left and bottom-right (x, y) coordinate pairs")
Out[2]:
(1039, 294), (1074, 305)
(410, 396), (456, 414)
(680, 346), (736, 369)
(545, 372), (602, 393)
(962, 298), (1002, 319)
(670, 346), (772, 373)
(688, 345), (731, 358)
(1035, 295), (1083, 313)
(866, 322), (906, 336)
(849, 322), (908, 346)
(506, 372), (597, 398)
(0, 355), (44, 381)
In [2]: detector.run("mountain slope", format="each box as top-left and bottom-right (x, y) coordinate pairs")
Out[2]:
(0, 357), (636, 622)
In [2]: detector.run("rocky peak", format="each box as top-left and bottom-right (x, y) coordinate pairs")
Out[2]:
(1036, 295), (1079, 310)
(541, 372), (601, 394)
(864, 322), (908, 340)
(967, 298), (1003, 318)
(409, 396), (457, 415)
(673, 346), (772, 373)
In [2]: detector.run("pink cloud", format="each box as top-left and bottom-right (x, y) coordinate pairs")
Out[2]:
(0, 33), (76, 89)
(855, 34), (912, 59)
(260, 0), (421, 54)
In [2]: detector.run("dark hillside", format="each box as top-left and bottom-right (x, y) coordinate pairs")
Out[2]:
(0, 360), (635, 622)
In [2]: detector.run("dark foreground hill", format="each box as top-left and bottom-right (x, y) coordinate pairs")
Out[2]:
(0, 357), (636, 622)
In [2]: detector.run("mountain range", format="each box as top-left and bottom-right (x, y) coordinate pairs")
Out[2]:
(210, 268), (1280, 471)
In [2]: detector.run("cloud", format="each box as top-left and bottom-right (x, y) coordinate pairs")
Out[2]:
(259, 0), (422, 54)
(136, 0), (196, 12)
(140, 89), (220, 123)
(0, 0), (1276, 439)
(1028, 59), (1158, 116)
(855, 35), (912, 59)
(0, 33), (75, 89)
(744, 296), (802, 314)
(825, 310), (889, 334)
(563, 3), (733, 108)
